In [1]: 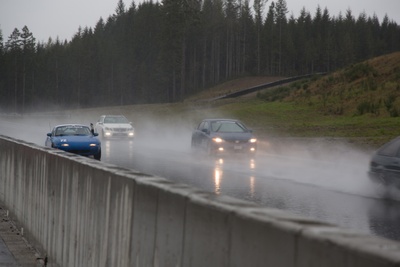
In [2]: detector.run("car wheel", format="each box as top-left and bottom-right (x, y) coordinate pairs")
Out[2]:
(191, 138), (195, 148)
(94, 150), (101, 160)
(191, 138), (198, 151)
(378, 172), (387, 184)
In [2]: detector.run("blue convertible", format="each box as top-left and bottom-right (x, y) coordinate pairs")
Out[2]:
(45, 124), (101, 160)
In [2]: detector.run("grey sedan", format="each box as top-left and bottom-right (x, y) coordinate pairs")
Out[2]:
(191, 119), (257, 156)
(369, 137), (400, 187)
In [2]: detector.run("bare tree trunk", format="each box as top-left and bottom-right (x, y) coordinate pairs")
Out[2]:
(202, 38), (206, 88)
(14, 57), (18, 113)
(257, 25), (260, 74)
(55, 58), (59, 106)
(242, 27), (247, 73)
(78, 67), (81, 108)
(22, 60), (26, 114)
(236, 33), (240, 75)
(216, 36), (221, 83)
(172, 68), (176, 102)
(180, 37), (186, 100)
(226, 28), (230, 79)
(279, 22), (282, 75)
(192, 48), (197, 91)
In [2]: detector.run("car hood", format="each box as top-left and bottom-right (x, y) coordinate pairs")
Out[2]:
(210, 132), (254, 141)
(103, 123), (133, 129)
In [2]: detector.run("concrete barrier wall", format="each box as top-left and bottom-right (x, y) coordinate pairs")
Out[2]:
(1, 135), (400, 267)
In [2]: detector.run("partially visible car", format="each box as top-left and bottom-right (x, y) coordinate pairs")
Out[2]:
(191, 119), (257, 155)
(369, 136), (400, 188)
(45, 124), (101, 160)
(95, 115), (135, 139)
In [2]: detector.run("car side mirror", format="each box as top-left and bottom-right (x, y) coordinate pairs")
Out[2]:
(47, 133), (52, 137)
(93, 133), (99, 136)
(201, 129), (209, 134)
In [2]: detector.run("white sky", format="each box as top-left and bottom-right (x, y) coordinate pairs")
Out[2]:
(0, 0), (399, 44)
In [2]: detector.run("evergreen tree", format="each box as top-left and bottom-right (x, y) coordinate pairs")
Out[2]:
(0, 29), (3, 53)
(5, 28), (22, 112)
(253, 0), (267, 74)
(115, 0), (126, 16)
(262, 2), (276, 74)
(275, 0), (288, 75)
(20, 26), (36, 112)
(239, 0), (256, 74)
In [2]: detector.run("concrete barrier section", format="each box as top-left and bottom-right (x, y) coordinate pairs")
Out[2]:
(1, 135), (400, 267)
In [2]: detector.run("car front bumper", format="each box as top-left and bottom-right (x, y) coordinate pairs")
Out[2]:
(57, 145), (101, 157)
(103, 131), (135, 138)
(368, 170), (400, 188)
(211, 142), (257, 154)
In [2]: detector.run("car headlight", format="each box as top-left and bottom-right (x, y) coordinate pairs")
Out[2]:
(61, 143), (69, 147)
(249, 138), (257, 143)
(213, 137), (223, 143)
(89, 143), (98, 147)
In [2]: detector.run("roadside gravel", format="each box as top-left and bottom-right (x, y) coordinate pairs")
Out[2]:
(0, 207), (45, 267)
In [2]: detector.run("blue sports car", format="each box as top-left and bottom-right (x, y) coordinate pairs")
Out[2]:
(45, 124), (101, 160)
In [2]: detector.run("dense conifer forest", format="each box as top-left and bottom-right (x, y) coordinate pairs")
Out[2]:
(0, 0), (399, 112)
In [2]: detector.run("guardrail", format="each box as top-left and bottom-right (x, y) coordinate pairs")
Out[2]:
(210, 73), (327, 100)
(1, 135), (400, 266)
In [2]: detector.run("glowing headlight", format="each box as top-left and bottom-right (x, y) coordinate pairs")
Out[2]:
(61, 144), (69, 147)
(128, 132), (134, 136)
(249, 138), (257, 143)
(105, 132), (111, 136)
(89, 144), (98, 147)
(213, 137), (223, 143)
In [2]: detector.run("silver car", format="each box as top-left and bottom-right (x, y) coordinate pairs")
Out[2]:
(95, 115), (135, 139)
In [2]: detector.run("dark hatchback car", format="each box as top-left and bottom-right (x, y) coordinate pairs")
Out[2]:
(369, 136), (400, 187)
(191, 119), (257, 155)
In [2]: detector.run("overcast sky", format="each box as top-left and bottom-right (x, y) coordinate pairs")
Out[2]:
(1, 0), (399, 43)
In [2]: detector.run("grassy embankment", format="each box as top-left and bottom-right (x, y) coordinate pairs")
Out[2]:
(73, 52), (400, 149)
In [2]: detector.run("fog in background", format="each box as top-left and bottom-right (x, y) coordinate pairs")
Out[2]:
(3, 110), (400, 239)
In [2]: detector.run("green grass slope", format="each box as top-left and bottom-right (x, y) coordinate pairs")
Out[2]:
(253, 52), (400, 146)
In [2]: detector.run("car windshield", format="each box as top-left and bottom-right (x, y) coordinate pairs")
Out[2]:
(55, 126), (91, 136)
(104, 116), (129, 124)
(210, 121), (247, 133)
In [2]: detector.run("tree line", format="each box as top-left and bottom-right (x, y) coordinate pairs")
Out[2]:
(0, 0), (399, 113)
